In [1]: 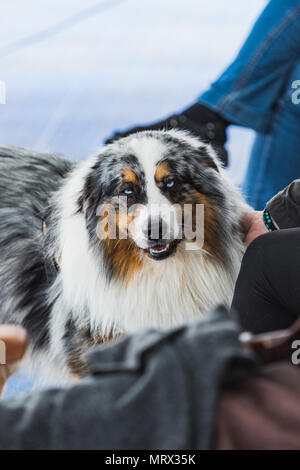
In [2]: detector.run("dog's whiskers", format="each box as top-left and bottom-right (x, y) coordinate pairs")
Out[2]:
(114, 239), (121, 249)
(127, 240), (135, 251)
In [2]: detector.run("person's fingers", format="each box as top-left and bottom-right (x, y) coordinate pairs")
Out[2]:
(241, 211), (267, 247)
(244, 229), (255, 247)
(240, 212), (254, 239)
(244, 231), (257, 247)
(0, 326), (29, 363)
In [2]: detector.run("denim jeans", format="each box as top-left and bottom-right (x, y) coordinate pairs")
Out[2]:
(199, 0), (300, 209)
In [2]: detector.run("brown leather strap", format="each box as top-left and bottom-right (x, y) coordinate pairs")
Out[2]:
(0, 326), (28, 363)
(240, 317), (300, 363)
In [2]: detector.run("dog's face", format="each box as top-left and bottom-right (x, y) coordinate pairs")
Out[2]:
(79, 130), (229, 283)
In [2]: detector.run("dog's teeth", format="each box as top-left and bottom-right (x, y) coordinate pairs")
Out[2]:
(150, 245), (169, 254)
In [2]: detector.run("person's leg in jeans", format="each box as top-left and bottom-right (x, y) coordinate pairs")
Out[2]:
(243, 62), (300, 209)
(107, 0), (300, 202)
(231, 228), (300, 334)
(199, 0), (300, 208)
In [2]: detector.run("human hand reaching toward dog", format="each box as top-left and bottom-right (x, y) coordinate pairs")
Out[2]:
(242, 211), (268, 247)
(0, 326), (28, 395)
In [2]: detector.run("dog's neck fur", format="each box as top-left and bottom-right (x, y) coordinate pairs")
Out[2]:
(50, 212), (244, 344)
(90, 241), (244, 335)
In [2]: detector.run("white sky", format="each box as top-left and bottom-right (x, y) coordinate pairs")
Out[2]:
(0, 0), (266, 181)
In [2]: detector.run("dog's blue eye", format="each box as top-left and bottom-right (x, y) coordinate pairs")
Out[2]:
(123, 188), (133, 196)
(166, 180), (175, 189)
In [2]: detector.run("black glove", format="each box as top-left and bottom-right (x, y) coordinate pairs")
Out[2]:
(105, 103), (229, 166)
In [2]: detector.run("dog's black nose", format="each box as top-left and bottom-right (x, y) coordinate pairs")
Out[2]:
(145, 217), (168, 241)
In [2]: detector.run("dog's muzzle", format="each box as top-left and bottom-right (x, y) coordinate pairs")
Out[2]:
(142, 216), (180, 261)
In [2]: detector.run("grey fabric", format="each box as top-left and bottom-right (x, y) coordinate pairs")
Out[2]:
(0, 306), (258, 450)
(267, 179), (300, 229)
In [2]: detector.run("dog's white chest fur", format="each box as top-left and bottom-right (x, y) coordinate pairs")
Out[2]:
(105, 245), (242, 334)
(57, 211), (244, 338)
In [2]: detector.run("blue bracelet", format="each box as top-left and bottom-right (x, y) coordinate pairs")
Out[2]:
(263, 209), (277, 232)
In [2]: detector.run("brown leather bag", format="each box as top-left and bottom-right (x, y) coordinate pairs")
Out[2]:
(214, 319), (300, 450)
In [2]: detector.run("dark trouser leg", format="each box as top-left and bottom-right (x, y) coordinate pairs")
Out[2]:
(231, 228), (300, 334)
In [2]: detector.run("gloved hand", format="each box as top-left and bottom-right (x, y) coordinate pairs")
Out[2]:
(105, 102), (229, 166)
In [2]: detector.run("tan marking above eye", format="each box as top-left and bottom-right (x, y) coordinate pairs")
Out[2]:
(122, 167), (138, 184)
(155, 161), (170, 182)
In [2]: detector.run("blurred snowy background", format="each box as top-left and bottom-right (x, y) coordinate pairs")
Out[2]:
(0, 0), (266, 397)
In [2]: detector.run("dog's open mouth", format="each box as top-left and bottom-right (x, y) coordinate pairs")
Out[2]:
(144, 240), (179, 261)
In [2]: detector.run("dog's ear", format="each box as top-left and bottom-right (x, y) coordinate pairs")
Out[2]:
(197, 145), (220, 172)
